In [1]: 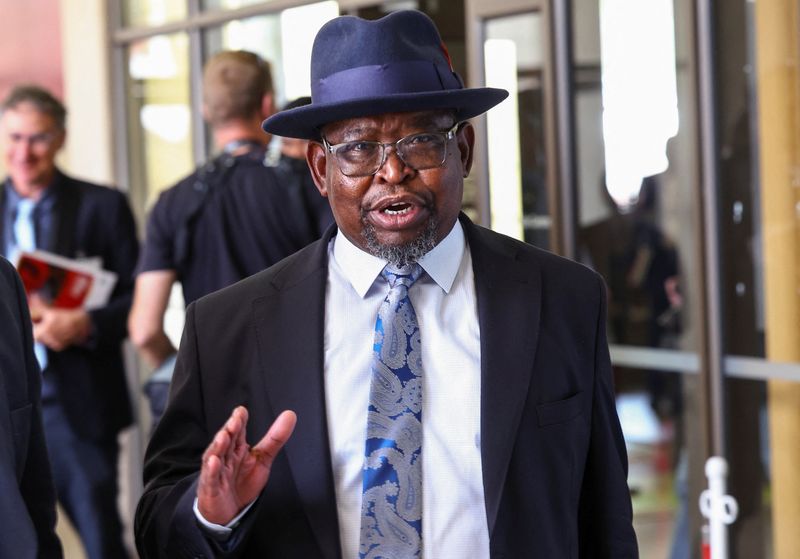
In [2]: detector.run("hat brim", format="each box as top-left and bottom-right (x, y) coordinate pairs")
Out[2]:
(263, 87), (508, 140)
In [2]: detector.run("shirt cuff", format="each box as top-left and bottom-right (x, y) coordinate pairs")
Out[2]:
(192, 497), (256, 539)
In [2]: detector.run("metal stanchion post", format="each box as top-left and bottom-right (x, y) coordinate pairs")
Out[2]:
(699, 456), (738, 559)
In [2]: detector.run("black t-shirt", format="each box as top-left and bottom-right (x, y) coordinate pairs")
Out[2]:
(137, 149), (331, 305)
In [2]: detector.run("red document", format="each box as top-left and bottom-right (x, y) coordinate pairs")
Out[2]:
(16, 250), (117, 310)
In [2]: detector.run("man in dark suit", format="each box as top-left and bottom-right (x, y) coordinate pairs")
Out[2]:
(0, 85), (138, 559)
(136, 11), (637, 558)
(0, 257), (62, 558)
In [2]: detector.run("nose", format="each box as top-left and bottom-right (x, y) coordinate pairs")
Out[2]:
(376, 145), (413, 183)
(13, 139), (34, 159)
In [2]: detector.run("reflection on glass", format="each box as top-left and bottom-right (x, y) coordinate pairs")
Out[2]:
(125, 33), (194, 213)
(122, 0), (187, 27)
(484, 12), (549, 249)
(581, 177), (683, 350)
(599, 0), (679, 210)
(484, 38), (523, 241)
(573, 0), (701, 556)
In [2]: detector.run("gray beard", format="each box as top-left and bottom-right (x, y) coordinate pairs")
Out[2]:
(362, 216), (438, 269)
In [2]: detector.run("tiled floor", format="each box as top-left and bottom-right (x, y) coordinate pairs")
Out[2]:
(621, 392), (680, 559)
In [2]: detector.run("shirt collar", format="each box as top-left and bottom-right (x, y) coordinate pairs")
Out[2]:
(4, 174), (59, 209)
(333, 219), (466, 298)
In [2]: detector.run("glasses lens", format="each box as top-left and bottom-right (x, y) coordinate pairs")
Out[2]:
(398, 132), (447, 170)
(334, 141), (382, 176)
(328, 126), (454, 177)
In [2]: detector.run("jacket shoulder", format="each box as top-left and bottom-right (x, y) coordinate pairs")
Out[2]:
(60, 173), (128, 204)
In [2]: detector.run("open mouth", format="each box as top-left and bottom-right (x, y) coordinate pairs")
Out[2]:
(383, 202), (413, 215)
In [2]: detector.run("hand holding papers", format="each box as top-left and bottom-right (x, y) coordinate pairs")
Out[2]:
(16, 250), (117, 310)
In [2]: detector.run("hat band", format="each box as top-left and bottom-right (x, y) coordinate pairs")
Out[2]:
(312, 60), (463, 104)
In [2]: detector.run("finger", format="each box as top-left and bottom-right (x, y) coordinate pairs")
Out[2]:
(222, 407), (248, 466)
(251, 410), (297, 466)
(201, 424), (232, 468)
(230, 406), (249, 453)
(199, 453), (223, 497)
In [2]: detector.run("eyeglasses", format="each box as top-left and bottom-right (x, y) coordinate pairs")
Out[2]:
(322, 123), (460, 177)
(6, 131), (60, 149)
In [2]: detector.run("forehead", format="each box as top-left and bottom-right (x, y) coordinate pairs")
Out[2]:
(1, 102), (59, 131)
(321, 110), (454, 140)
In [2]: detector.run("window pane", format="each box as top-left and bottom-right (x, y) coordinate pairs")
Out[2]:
(572, 0), (704, 556)
(574, 0), (698, 356)
(122, 0), (188, 27)
(202, 1), (339, 111)
(484, 13), (549, 250)
(202, 0), (273, 9)
(125, 32), (194, 214)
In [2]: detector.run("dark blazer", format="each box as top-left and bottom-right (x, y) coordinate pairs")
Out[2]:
(136, 215), (638, 558)
(0, 258), (62, 558)
(0, 171), (139, 440)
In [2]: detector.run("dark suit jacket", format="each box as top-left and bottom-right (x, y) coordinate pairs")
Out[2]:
(0, 171), (139, 440)
(0, 258), (62, 558)
(136, 215), (638, 558)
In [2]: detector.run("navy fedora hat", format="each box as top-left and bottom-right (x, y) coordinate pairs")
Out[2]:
(262, 10), (508, 140)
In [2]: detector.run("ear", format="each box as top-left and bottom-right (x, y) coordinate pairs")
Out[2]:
(261, 93), (275, 118)
(307, 140), (329, 197)
(457, 122), (475, 177)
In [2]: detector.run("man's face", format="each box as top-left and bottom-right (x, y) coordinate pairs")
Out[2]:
(308, 110), (474, 263)
(0, 102), (64, 195)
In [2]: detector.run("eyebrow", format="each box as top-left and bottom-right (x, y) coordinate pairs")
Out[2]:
(331, 115), (454, 142)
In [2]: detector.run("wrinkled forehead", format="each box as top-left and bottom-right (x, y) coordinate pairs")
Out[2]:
(320, 109), (456, 140)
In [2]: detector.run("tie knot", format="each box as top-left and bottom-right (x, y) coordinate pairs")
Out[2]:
(382, 263), (423, 289)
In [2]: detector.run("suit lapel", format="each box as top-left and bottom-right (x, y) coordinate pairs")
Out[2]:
(463, 217), (542, 536)
(47, 172), (80, 256)
(249, 219), (542, 550)
(251, 229), (342, 559)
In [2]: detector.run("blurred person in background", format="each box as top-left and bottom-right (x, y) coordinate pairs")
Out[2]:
(129, 52), (326, 429)
(272, 95), (334, 237)
(0, 85), (138, 559)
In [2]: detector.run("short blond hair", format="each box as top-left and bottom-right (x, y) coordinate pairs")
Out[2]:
(202, 50), (273, 127)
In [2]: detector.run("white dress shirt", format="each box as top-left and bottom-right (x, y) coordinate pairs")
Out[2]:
(325, 221), (490, 558)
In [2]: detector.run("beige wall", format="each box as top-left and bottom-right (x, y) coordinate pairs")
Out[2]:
(0, 0), (64, 179)
(0, 0), (114, 187)
(59, 0), (115, 186)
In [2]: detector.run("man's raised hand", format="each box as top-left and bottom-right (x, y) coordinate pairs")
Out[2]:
(197, 406), (297, 525)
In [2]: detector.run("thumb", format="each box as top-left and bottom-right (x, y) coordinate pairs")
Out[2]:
(250, 410), (297, 466)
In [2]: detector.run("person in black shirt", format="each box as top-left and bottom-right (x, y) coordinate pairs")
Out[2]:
(273, 96), (334, 237)
(129, 51), (324, 426)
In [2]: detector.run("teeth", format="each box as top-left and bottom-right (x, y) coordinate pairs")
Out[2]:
(384, 205), (412, 215)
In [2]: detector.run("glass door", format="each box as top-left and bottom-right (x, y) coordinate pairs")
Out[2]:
(466, 1), (556, 250)
(468, 0), (710, 555)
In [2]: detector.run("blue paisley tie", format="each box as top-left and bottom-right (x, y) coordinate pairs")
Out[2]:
(360, 264), (424, 559)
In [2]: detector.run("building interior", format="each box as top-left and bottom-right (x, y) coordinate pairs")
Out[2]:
(1, 0), (800, 557)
